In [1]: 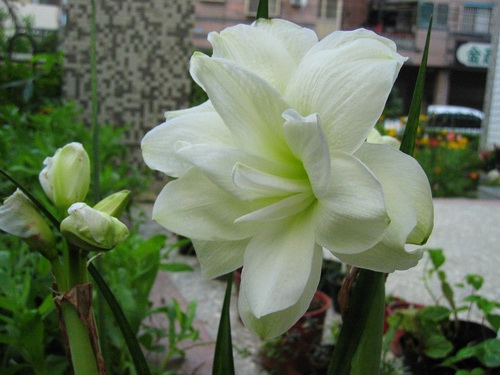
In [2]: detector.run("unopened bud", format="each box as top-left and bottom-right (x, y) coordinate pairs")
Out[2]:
(39, 142), (90, 211)
(93, 190), (131, 218)
(60, 202), (129, 252)
(0, 189), (57, 259)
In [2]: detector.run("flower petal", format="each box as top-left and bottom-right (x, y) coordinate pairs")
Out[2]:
(152, 168), (260, 241)
(165, 100), (215, 120)
(192, 238), (249, 279)
(177, 144), (299, 200)
(190, 53), (291, 161)
(315, 152), (389, 254)
(232, 162), (309, 198)
(282, 109), (331, 198)
(210, 19), (317, 93)
(238, 244), (323, 339)
(241, 209), (317, 318)
(141, 111), (233, 177)
(235, 192), (315, 223)
(355, 143), (433, 246)
(285, 32), (406, 153)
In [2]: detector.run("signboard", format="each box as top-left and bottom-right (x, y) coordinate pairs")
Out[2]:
(456, 42), (491, 68)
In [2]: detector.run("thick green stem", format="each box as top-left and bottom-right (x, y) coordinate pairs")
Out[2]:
(61, 302), (100, 375)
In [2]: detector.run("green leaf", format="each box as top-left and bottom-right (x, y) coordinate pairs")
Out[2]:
(350, 271), (385, 375)
(428, 248), (445, 270)
(419, 305), (450, 322)
(159, 262), (194, 272)
(486, 313), (500, 331)
(465, 274), (484, 291)
(212, 274), (235, 375)
(399, 15), (433, 157)
(88, 262), (151, 375)
(328, 270), (385, 375)
(256, 0), (269, 19)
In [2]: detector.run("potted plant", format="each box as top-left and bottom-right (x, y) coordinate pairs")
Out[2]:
(390, 249), (499, 374)
(317, 258), (347, 313)
(259, 290), (333, 374)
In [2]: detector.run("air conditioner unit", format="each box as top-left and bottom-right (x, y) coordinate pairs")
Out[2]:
(290, 0), (308, 8)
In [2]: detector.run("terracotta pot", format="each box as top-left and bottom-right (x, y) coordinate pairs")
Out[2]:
(384, 300), (425, 356)
(260, 291), (333, 374)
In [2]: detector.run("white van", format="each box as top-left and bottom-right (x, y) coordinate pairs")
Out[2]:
(426, 105), (483, 135)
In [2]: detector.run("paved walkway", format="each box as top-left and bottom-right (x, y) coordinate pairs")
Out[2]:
(139, 198), (500, 374)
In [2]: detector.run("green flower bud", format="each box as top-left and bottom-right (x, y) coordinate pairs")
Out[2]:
(39, 142), (90, 211)
(93, 190), (131, 218)
(60, 202), (129, 252)
(0, 189), (57, 259)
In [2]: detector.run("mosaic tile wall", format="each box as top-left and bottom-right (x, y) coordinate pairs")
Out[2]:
(62, 0), (194, 162)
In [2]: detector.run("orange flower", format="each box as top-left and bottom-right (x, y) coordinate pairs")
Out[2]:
(434, 166), (442, 174)
(469, 172), (479, 180)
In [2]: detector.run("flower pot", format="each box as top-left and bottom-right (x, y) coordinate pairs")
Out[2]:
(400, 320), (497, 374)
(260, 291), (332, 374)
(384, 299), (425, 356)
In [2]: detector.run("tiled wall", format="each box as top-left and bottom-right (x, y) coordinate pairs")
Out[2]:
(62, 0), (194, 163)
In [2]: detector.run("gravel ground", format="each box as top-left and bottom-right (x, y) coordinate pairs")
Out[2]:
(138, 198), (500, 374)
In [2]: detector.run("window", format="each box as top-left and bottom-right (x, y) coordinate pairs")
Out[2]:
(462, 4), (494, 34)
(435, 4), (449, 29)
(245, 0), (281, 18)
(418, 2), (448, 29)
(317, 0), (338, 19)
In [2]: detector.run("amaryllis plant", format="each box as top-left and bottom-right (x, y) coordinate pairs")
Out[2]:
(142, 18), (433, 340)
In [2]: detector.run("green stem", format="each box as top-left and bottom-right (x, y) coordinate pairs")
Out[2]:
(61, 302), (100, 375)
(327, 270), (385, 375)
(51, 258), (68, 292)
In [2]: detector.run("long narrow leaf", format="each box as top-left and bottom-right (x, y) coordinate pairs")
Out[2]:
(0, 168), (60, 228)
(400, 16), (433, 157)
(256, 0), (269, 19)
(350, 271), (385, 375)
(88, 262), (151, 375)
(212, 274), (235, 375)
(327, 270), (384, 375)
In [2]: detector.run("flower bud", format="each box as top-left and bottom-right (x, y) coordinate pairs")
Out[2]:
(0, 189), (57, 259)
(39, 142), (90, 211)
(93, 190), (131, 218)
(60, 202), (129, 252)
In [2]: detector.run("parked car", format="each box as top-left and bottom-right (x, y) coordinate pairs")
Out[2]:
(426, 105), (483, 135)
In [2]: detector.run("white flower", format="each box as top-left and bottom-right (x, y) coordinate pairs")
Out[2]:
(0, 189), (56, 258)
(39, 142), (90, 211)
(142, 20), (433, 338)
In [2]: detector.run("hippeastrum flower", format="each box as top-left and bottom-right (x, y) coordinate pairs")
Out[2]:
(60, 202), (129, 253)
(142, 20), (433, 338)
(0, 189), (56, 259)
(39, 142), (90, 211)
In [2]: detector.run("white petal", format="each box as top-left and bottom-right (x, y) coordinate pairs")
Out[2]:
(209, 26), (294, 94)
(232, 162), (309, 198)
(190, 53), (292, 161)
(165, 100), (215, 120)
(238, 244), (323, 339)
(241, 210), (317, 317)
(177, 144), (299, 200)
(235, 192), (314, 223)
(355, 143), (433, 246)
(192, 238), (249, 279)
(152, 168), (261, 241)
(253, 19), (318, 64)
(367, 129), (401, 149)
(315, 152), (389, 254)
(332, 232), (423, 272)
(285, 34), (406, 154)
(141, 111), (233, 177)
(306, 28), (398, 56)
(282, 109), (331, 198)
